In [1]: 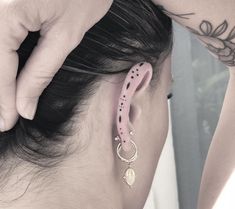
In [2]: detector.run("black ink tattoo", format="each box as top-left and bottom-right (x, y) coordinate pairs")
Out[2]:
(187, 21), (235, 66)
(158, 5), (235, 67)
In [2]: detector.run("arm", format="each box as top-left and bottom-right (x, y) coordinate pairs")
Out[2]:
(151, 1), (235, 209)
(152, 0), (235, 68)
(198, 69), (235, 209)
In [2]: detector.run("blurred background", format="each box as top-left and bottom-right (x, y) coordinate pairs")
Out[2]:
(144, 22), (229, 209)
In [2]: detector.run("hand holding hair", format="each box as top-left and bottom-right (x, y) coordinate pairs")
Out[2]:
(0, 0), (113, 131)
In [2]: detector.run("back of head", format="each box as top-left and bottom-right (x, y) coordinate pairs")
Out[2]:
(0, 0), (172, 173)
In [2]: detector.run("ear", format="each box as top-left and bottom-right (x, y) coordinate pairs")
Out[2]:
(115, 62), (153, 151)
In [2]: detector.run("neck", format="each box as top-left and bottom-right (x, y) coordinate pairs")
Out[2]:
(1, 78), (124, 209)
(0, 135), (122, 209)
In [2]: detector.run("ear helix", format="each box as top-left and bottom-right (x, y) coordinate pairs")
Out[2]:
(115, 62), (153, 152)
(114, 62), (153, 187)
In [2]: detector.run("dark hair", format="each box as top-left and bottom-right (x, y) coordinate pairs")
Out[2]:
(0, 0), (172, 168)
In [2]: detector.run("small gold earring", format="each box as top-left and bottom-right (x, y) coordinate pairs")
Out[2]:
(115, 130), (137, 188)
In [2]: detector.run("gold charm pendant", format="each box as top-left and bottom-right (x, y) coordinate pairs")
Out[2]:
(117, 140), (138, 188)
(123, 165), (136, 187)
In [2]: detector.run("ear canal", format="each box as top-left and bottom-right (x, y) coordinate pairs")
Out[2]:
(115, 62), (153, 152)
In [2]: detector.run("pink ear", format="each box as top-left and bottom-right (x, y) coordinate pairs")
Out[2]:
(116, 62), (153, 152)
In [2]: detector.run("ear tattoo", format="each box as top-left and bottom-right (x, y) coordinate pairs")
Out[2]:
(114, 62), (153, 187)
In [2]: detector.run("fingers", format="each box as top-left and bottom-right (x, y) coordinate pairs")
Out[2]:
(0, 0), (112, 131)
(0, 51), (19, 131)
(16, 29), (84, 120)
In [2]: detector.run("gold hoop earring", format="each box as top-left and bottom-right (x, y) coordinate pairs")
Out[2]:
(115, 131), (138, 187)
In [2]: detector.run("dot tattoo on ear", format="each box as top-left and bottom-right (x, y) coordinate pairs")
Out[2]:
(114, 62), (153, 187)
(115, 62), (153, 151)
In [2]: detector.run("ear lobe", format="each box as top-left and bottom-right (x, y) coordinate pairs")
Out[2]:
(115, 62), (153, 152)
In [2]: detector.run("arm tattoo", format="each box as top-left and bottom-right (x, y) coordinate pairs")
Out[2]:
(187, 21), (235, 66)
(158, 6), (235, 67)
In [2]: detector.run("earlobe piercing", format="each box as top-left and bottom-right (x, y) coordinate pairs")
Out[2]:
(115, 131), (133, 141)
(115, 130), (137, 187)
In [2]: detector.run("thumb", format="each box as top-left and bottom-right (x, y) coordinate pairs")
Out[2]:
(16, 28), (84, 120)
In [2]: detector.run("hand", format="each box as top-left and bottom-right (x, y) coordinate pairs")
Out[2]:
(0, 0), (112, 131)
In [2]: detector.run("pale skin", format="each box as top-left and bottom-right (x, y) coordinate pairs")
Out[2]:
(0, 0), (113, 130)
(0, 57), (173, 209)
(151, 1), (235, 208)
(0, 0), (235, 209)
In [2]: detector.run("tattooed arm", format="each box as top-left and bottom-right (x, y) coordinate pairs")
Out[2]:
(151, 1), (235, 209)
(152, 0), (235, 68)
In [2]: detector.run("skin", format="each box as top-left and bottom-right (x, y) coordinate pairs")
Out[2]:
(198, 68), (235, 209)
(0, 0), (113, 131)
(0, 56), (173, 209)
(152, 1), (235, 208)
(1, 0), (235, 208)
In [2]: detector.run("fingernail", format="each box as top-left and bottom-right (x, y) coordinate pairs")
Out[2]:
(19, 100), (37, 120)
(0, 116), (5, 132)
